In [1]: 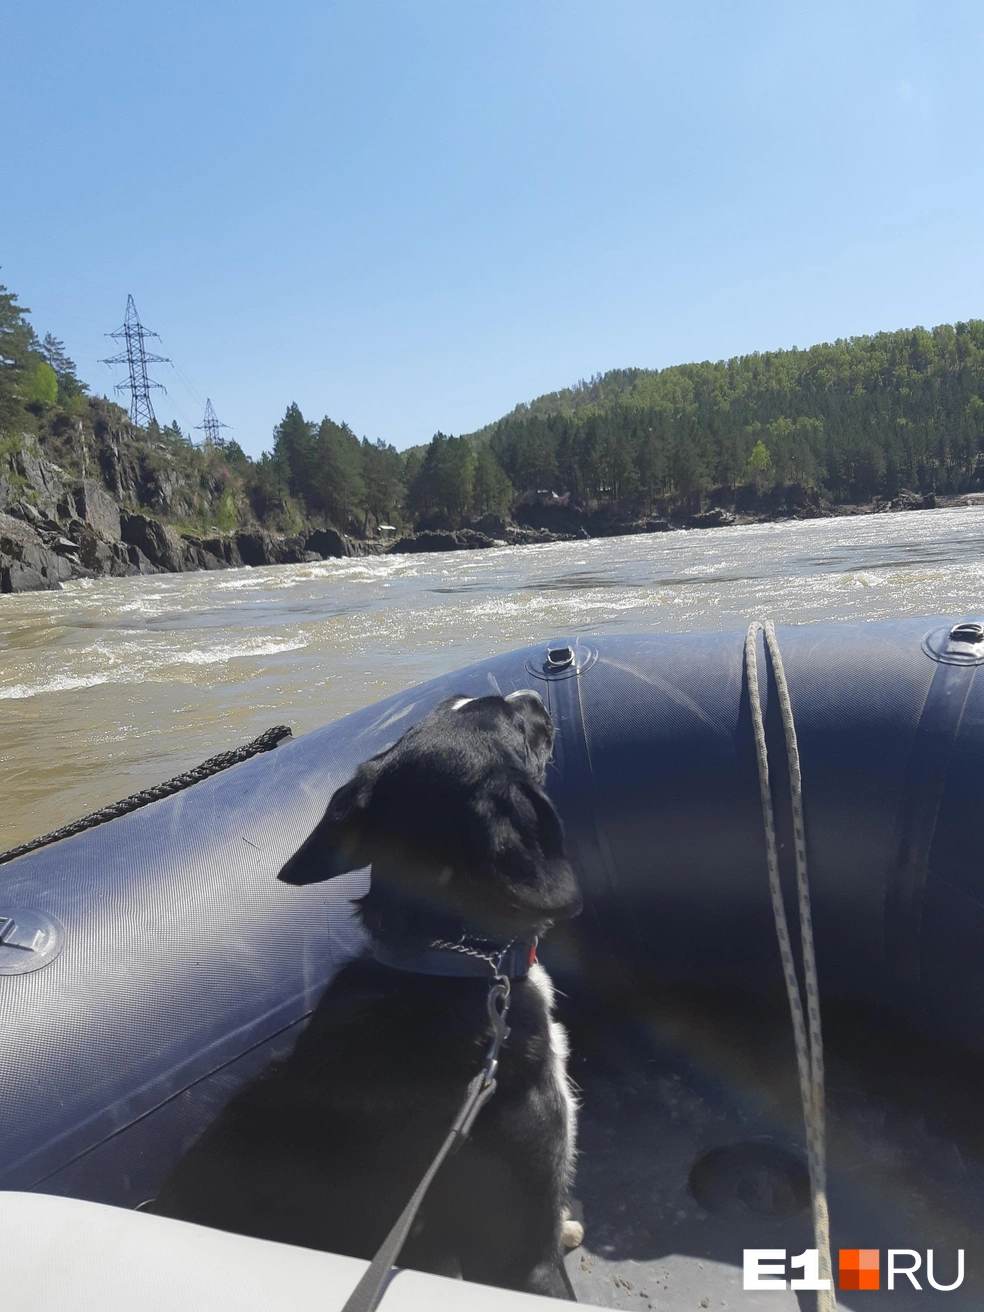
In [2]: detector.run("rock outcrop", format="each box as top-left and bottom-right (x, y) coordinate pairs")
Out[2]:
(0, 512), (74, 593)
(685, 508), (736, 530)
(876, 489), (937, 512)
(390, 529), (499, 554)
(121, 512), (187, 573)
(0, 434), (382, 592)
(305, 527), (358, 558)
(74, 479), (123, 543)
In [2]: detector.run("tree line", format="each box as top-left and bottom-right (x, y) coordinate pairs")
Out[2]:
(264, 321), (984, 530)
(240, 406), (514, 532)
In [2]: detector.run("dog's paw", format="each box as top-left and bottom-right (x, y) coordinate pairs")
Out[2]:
(560, 1206), (584, 1251)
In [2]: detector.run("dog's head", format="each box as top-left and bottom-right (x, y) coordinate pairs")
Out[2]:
(278, 690), (581, 939)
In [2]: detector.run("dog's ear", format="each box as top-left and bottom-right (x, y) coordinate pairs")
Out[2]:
(278, 759), (381, 885)
(505, 689), (555, 782)
(474, 774), (582, 923)
(512, 780), (582, 919)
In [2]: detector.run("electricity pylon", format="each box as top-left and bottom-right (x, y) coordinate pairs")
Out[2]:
(101, 295), (170, 427)
(195, 399), (230, 445)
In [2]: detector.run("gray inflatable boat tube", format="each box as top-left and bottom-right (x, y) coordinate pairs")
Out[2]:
(2, 614), (983, 1208)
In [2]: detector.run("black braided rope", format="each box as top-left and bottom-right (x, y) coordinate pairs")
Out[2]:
(0, 724), (293, 867)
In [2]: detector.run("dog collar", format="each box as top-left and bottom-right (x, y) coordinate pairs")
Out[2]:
(371, 937), (537, 979)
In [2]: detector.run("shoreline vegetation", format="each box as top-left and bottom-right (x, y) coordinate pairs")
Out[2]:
(3, 280), (984, 593)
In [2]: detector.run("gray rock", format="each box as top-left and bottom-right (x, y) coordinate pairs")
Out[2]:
(278, 535), (311, 565)
(1, 557), (55, 593)
(473, 514), (509, 538)
(454, 529), (496, 550)
(890, 489), (936, 511)
(4, 445), (66, 518)
(0, 511), (43, 554)
(0, 517), (66, 591)
(74, 479), (122, 542)
(179, 534), (228, 571)
(125, 544), (161, 575)
(121, 513), (185, 572)
(237, 530), (295, 566)
(687, 508), (736, 529)
(70, 526), (130, 577)
(79, 534), (114, 574)
(390, 530), (460, 553)
(390, 529), (496, 554)
(12, 500), (44, 526)
(305, 527), (355, 558)
(234, 531), (265, 566)
(202, 536), (244, 568)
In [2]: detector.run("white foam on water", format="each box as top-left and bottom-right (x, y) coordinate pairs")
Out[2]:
(165, 637), (308, 666)
(215, 576), (266, 591)
(0, 673), (113, 701)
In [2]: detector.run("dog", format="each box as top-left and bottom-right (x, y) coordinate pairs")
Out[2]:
(151, 690), (583, 1298)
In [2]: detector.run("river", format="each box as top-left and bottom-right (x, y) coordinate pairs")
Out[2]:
(2, 508), (983, 851)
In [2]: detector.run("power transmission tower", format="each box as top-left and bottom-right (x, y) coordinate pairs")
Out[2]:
(101, 295), (170, 427)
(195, 399), (230, 445)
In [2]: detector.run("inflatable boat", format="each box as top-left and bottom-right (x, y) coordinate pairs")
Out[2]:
(3, 613), (984, 1310)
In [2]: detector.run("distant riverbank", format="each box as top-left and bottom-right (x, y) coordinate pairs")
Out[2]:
(4, 450), (980, 597)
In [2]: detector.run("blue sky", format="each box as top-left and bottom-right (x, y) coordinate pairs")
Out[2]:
(4, 0), (983, 455)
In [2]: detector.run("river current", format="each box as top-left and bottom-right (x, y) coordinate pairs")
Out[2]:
(3, 508), (983, 850)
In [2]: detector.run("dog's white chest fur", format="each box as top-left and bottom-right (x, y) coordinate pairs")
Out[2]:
(525, 961), (578, 1187)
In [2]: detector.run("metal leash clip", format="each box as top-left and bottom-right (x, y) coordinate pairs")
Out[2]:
(483, 975), (511, 1087)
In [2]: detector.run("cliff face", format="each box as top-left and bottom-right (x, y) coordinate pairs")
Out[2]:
(0, 412), (378, 594)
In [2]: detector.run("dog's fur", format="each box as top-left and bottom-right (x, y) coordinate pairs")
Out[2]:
(151, 691), (582, 1298)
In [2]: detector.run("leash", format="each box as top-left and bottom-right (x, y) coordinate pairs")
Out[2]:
(338, 951), (515, 1312)
(745, 620), (835, 1312)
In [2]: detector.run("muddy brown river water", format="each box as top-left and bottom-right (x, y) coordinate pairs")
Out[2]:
(3, 508), (983, 851)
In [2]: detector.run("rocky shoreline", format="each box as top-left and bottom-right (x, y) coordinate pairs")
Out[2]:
(0, 444), (966, 595)
(0, 444), (386, 594)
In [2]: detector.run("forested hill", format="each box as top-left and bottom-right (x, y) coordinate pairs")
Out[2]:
(461, 368), (648, 447)
(467, 322), (984, 512)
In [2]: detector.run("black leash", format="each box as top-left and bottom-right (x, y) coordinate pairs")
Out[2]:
(0, 725), (292, 867)
(339, 968), (513, 1312)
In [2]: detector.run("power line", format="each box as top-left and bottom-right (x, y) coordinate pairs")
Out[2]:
(171, 359), (209, 409)
(100, 295), (170, 427)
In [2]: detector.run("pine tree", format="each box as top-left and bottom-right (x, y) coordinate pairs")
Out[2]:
(314, 417), (365, 527)
(361, 438), (404, 528)
(472, 444), (513, 517)
(0, 283), (41, 429)
(272, 403), (316, 500)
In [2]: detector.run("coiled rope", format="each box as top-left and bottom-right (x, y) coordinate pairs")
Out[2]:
(745, 620), (834, 1312)
(0, 725), (293, 867)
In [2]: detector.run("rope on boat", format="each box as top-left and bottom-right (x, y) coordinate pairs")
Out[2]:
(745, 620), (835, 1312)
(0, 725), (293, 868)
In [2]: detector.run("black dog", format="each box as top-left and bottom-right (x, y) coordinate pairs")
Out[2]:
(152, 690), (583, 1298)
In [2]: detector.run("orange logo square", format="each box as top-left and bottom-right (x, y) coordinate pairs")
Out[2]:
(839, 1249), (880, 1290)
